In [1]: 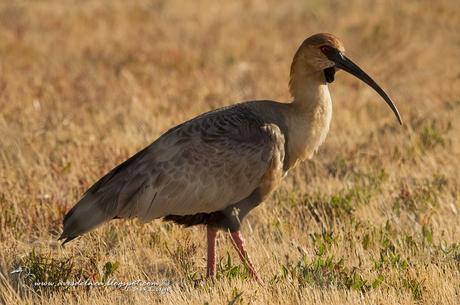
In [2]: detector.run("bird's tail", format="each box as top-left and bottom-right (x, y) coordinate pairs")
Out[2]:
(58, 192), (117, 245)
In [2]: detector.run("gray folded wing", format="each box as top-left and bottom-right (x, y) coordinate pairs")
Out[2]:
(60, 104), (285, 243)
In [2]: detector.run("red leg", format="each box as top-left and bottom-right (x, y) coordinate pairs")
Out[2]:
(229, 231), (260, 282)
(206, 226), (218, 277)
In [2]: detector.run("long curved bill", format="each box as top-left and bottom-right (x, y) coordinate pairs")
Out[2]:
(323, 48), (402, 124)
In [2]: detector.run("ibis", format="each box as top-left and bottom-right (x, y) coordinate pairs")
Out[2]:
(60, 33), (402, 280)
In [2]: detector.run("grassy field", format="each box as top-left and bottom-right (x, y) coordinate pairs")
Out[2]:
(1, 0), (460, 304)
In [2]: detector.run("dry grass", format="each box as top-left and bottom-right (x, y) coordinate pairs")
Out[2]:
(1, 0), (460, 304)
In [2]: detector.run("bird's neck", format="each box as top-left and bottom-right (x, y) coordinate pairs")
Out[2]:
(290, 70), (329, 110)
(284, 70), (333, 169)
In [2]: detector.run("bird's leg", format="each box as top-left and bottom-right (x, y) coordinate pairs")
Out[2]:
(206, 225), (218, 277)
(229, 230), (260, 282)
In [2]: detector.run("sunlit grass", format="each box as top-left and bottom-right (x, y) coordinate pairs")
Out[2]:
(0, 0), (459, 304)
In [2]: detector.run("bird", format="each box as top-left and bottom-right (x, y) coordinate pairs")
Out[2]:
(59, 33), (401, 280)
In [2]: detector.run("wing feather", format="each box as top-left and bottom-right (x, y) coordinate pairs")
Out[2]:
(60, 104), (285, 242)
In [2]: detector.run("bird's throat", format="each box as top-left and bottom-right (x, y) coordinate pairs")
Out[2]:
(324, 67), (335, 83)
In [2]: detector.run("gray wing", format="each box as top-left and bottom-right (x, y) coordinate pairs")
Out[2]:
(60, 104), (285, 242)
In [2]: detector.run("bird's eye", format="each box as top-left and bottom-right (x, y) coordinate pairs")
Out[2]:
(320, 46), (332, 54)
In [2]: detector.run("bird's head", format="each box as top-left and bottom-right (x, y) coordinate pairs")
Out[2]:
(290, 33), (402, 124)
(294, 33), (346, 75)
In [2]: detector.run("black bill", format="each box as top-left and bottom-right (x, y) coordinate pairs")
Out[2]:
(321, 47), (402, 124)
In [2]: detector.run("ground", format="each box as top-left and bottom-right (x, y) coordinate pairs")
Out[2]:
(0, 0), (460, 304)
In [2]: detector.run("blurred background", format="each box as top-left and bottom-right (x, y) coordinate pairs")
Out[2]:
(0, 1), (459, 304)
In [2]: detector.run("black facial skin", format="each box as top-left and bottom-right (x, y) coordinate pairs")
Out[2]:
(319, 45), (402, 124)
(324, 67), (336, 83)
